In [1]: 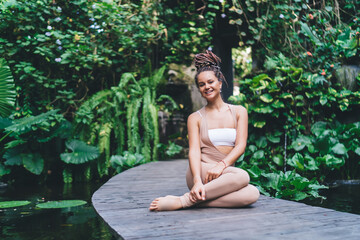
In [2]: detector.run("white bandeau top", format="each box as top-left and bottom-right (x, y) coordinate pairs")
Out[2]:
(208, 128), (236, 146)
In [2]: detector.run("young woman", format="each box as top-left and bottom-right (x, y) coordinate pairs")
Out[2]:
(149, 51), (259, 211)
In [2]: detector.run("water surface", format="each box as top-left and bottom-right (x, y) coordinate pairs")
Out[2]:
(0, 182), (117, 240)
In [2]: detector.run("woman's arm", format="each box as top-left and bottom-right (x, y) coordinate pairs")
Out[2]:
(187, 112), (206, 201)
(221, 105), (248, 166)
(187, 112), (202, 184)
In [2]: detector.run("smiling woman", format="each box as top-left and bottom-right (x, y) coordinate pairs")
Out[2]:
(149, 51), (259, 211)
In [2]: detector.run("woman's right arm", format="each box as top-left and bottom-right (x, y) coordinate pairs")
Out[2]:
(187, 113), (205, 201)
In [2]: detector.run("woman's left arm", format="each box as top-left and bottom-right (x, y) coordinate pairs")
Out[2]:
(221, 105), (248, 167)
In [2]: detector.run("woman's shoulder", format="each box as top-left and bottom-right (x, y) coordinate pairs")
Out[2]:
(229, 104), (247, 115)
(187, 110), (202, 123)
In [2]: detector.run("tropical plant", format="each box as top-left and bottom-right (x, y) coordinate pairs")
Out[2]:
(0, 58), (15, 118)
(0, 109), (70, 179)
(0, 0), (167, 115)
(70, 65), (177, 181)
(110, 151), (147, 173)
(36, 200), (87, 209)
(231, 63), (360, 200)
(157, 141), (183, 160)
(61, 140), (99, 165)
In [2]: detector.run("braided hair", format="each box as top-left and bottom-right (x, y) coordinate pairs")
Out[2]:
(193, 50), (228, 87)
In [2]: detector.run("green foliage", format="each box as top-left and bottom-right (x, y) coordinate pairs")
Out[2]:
(36, 200), (87, 209)
(110, 151), (147, 173)
(60, 140), (99, 164)
(231, 63), (360, 200)
(72, 66), (176, 180)
(226, 0), (359, 71)
(1, 109), (70, 178)
(0, 58), (15, 117)
(0, 0), (166, 114)
(157, 141), (183, 160)
(0, 200), (31, 208)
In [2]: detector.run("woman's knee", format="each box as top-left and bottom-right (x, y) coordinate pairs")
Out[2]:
(245, 185), (260, 205)
(230, 169), (250, 187)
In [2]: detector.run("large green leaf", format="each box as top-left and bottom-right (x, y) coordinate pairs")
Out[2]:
(331, 143), (347, 155)
(300, 22), (322, 46)
(0, 201), (31, 208)
(260, 93), (273, 103)
(291, 135), (312, 151)
(0, 117), (12, 129)
(22, 153), (44, 175)
(354, 147), (360, 156)
(110, 151), (146, 173)
(287, 153), (305, 170)
(5, 110), (59, 134)
(0, 58), (16, 117)
(252, 150), (265, 160)
(3, 146), (24, 166)
(60, 140), (99, 164)
(0, 163), (11, 176)
(314, 136), (331, 154)
(36, 200), (87, 209)
(247, 165), (262, 179)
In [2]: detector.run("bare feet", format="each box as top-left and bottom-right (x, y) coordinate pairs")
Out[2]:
(149, 195), (183, 211)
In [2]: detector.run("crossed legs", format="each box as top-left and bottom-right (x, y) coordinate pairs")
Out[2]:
(149, 162), (259, 211)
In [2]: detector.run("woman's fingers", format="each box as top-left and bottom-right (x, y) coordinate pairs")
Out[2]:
(199, 187), (206, 200)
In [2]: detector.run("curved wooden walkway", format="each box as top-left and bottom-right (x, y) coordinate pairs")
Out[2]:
(92, 159), (360, 240)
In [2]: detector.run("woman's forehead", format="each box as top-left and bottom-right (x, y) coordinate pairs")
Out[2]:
(198, 71), (217, 81)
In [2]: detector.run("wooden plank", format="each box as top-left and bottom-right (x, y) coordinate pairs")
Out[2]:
(92, 159), (360, 240)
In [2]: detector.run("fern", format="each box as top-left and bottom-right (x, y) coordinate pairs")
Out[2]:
(98, 122), (112, 175)
(60, 140), (99, 164)
(75, 90), (113, 125)
(126, 98), (142, 153)
(150, 65), (166, 91)
(113, 116), (126, 155)
(141, 88), (152, 161)
(0, 58), (15, 117)
(149, 103), (159, 161)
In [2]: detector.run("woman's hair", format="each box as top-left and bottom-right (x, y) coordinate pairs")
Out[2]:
(193, 50), (228, 87)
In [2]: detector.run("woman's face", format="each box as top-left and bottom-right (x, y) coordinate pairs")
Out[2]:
(197, 71), (222, 101)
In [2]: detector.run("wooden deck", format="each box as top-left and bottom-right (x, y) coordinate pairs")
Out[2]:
(92, 159), (360, 240)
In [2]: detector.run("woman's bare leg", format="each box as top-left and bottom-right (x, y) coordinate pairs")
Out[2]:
(149, 195), (183, 211)
(149, 162), (257, 211)
(199, 184), (260, 207)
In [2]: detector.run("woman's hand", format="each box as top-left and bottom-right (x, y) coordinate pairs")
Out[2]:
(205, 162), (225, 184)
(190, 181), (206, 202)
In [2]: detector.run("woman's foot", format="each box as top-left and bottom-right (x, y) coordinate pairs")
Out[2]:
(149, 195), (183, 211)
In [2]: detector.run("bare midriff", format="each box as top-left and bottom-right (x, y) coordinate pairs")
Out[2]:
(215, 146), (234, 155)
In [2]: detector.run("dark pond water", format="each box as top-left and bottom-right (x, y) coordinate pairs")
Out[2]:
(304, 182), (360, 215)
(0, 181), (117, 240)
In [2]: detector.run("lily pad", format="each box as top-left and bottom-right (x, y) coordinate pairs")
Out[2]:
(36, 200), (87, 209)
(0, 200), (31, 208)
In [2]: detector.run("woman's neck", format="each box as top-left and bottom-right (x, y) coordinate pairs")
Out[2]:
(206, 98), (227, 112)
